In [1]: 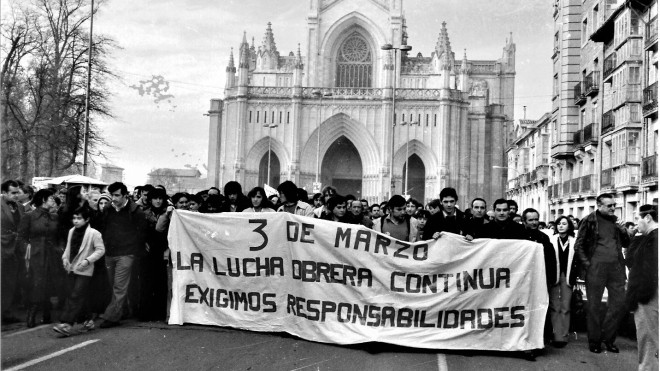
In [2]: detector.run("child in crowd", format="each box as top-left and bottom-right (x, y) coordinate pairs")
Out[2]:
(414, 210), (431, 242)
(53, 207), (105, 336)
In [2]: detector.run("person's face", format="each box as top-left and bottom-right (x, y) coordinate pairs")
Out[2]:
(441, 197), (456, 214)
(89, 194), (100, 209)
(111, 190), (128, 207)
(351, 201), (362, 216)
(627, 225), (636, 234)
(278, 192), (287, 203)
(151, 197), (164, 209)
(323, 190), (336, 203)
(314, 198), (323, 208)
(333, 202), (347, 218)
(141, 191), (149, 202)
(405, 202), (417, 216)
(471, 200), (487, 218)
(494, 203), (509, 222)
(176, 197), (189, 210)
(188, 200), (200, 211)
(72, 214), (89, 228)
(428, 205), (440, 215)
(43, 195), (57, 211)
(16, 188), (27, 202)
(251, 193), (264, 208)
(361, 201), (369, 211)
(523, 212), (539, 230)
(556, 218), (570, 235)
(509, 205), (518, 215)
(598, 197), (616, 216)
(98, 198), (109, 211)
(390, 205), (405, 221)
(228, 193), (238, 203)
(208, 189), (220, 196)
(417, 217), (427, 229)
(58, 192), (66, 204)
(3, 185), (21, 202)
(370, 206), (381, 218)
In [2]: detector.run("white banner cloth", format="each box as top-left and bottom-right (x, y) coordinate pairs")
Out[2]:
(168, 211), (548, 351)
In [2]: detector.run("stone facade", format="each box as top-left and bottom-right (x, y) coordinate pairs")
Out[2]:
(507, 0), (657, 224)
(207, 0), (516, 206)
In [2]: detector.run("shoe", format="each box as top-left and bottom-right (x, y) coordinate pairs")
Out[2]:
(589, 343), (602, 353)
(603, 342), (619, 353)
(98, 320), (119, 329)
(81, 319), (95, 332)
(523, 350), (537, 361)
(52, 323), (72, 337)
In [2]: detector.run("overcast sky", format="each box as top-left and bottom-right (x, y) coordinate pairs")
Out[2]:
(91, 0), (553, 186)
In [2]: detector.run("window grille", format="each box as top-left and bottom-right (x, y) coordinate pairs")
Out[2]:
(336, 33), (373, 87)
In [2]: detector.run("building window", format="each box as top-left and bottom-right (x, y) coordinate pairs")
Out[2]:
(336, 32), (373, 88)
(582, 19), (588, 44)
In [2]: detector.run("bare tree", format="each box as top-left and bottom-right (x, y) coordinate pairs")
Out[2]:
(1, 0), (117, 182)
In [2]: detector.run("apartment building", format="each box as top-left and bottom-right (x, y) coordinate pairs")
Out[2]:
(509, 0), (657, 223)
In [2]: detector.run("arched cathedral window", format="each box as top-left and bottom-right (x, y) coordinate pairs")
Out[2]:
(336, 33), (372, 88)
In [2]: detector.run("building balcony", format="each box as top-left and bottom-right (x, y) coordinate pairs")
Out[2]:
(613, 165), (640, 190)
(553, 183), (560, 198)
(563, 180), (571, 195)
(573, 130), (583, 147)
(583, 123), (598, 145)
(536, 164), (549, 180)
(585, 71), (600, 97)
(580, 174), (597, 193)
(574, 82), (586, 105)
(643, 82), (658, 117)
(642, 154), (658, 183)
(602, 110), (615, 134)
(646, 16), (658, 50)
(603, 52), (617, 80)
(613, 84), (642, 109)
(570, 178), (581, 195)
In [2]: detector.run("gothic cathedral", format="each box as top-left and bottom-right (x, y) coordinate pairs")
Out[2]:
(207, 0), (516, 205)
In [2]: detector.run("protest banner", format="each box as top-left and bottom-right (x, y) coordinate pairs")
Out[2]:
(168, 211), (548, 351)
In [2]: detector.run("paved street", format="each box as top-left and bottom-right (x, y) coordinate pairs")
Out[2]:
(2, 320), (638, 370)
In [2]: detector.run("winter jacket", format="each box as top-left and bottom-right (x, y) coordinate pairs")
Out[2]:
(62, 225), (105, 276)
(625, 229), (658, 311)
(574, 210), (630, 269)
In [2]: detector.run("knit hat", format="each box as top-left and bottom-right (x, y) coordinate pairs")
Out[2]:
(97, 192), (112, 209)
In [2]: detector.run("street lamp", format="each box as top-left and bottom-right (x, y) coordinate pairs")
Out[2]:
(264, 123), (279, 186)
(381, 43), (412, 198)
(311, 89), (332, 190)
(401, 121), (420, 195)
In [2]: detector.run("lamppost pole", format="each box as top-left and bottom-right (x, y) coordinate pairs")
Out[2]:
(264, 123), (278, 185)
(312, 89), (332, 186)
(381, 43), (412, 199)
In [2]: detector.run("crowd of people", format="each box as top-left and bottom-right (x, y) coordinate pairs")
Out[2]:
(0, 178), (656, 368)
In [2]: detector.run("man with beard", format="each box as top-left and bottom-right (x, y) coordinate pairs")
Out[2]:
(373, 195), (416, 242)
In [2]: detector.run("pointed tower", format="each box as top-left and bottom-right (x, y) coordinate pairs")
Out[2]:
(502, 32), (516, 73)
(256, 22), (280, 71)
(435, 21), (455, 86)
(293, 43), (304, 87)
(225, 48), (236, 91)
(237, 31), (250, 89)
(459, 49), (470, 92)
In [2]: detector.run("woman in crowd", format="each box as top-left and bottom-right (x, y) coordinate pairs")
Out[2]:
(188, 194), (202, 212)
(549, 215), (579, 347)
(139, 188), (169, 321)
(171, 193), (189, 211)
(318, 195), (350, 223)
(243, 187), (275, 213)
(17, 189), (62, 327)
(200, 194), (223, 213)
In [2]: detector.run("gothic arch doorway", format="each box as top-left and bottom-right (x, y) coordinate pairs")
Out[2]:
(258, 151), (280, 187)
(402, 154), (425, 202)
(321, 136), (362, 196)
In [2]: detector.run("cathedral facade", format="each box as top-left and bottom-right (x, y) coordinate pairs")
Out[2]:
(207, 0), (516, 206)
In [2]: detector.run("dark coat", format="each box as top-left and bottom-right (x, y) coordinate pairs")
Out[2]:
(1, 196), (25, 258)
(479, 219), (526, 240)
(99, 199), (148, 257)
(574, 210), (630, 269)
(524, 228), (558, 289)
(625, 229), (658, 311)
(423, 209), (468, 239)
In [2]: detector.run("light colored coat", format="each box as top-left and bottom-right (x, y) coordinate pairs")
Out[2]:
(550, 235), (576, 286)
(62, 225), (105, 276)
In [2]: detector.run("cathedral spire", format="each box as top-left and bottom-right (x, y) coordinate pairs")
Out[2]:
(261, 22), (278, 53)
(295, 43), (303, 69)
(435, 21), (452, 57)
(238, 32), (250, 69)
(226, 48), (236, 73)
(460, 49), (469, 74)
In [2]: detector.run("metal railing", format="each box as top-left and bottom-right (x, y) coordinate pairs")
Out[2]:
(585, 71), (600, 96)
(602, 110), (614, 134)
(604, 52), (617, 78)
(580, 174), (595, 192)
(643, 82), (658, 116)
(574, 82), (585, 105)
(646, 16), (658, 48)
(642, 154), (657, 181)
(583, 123), (597, 143)
(571, 178), (580, 194)
(601, 168), (613, 187)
